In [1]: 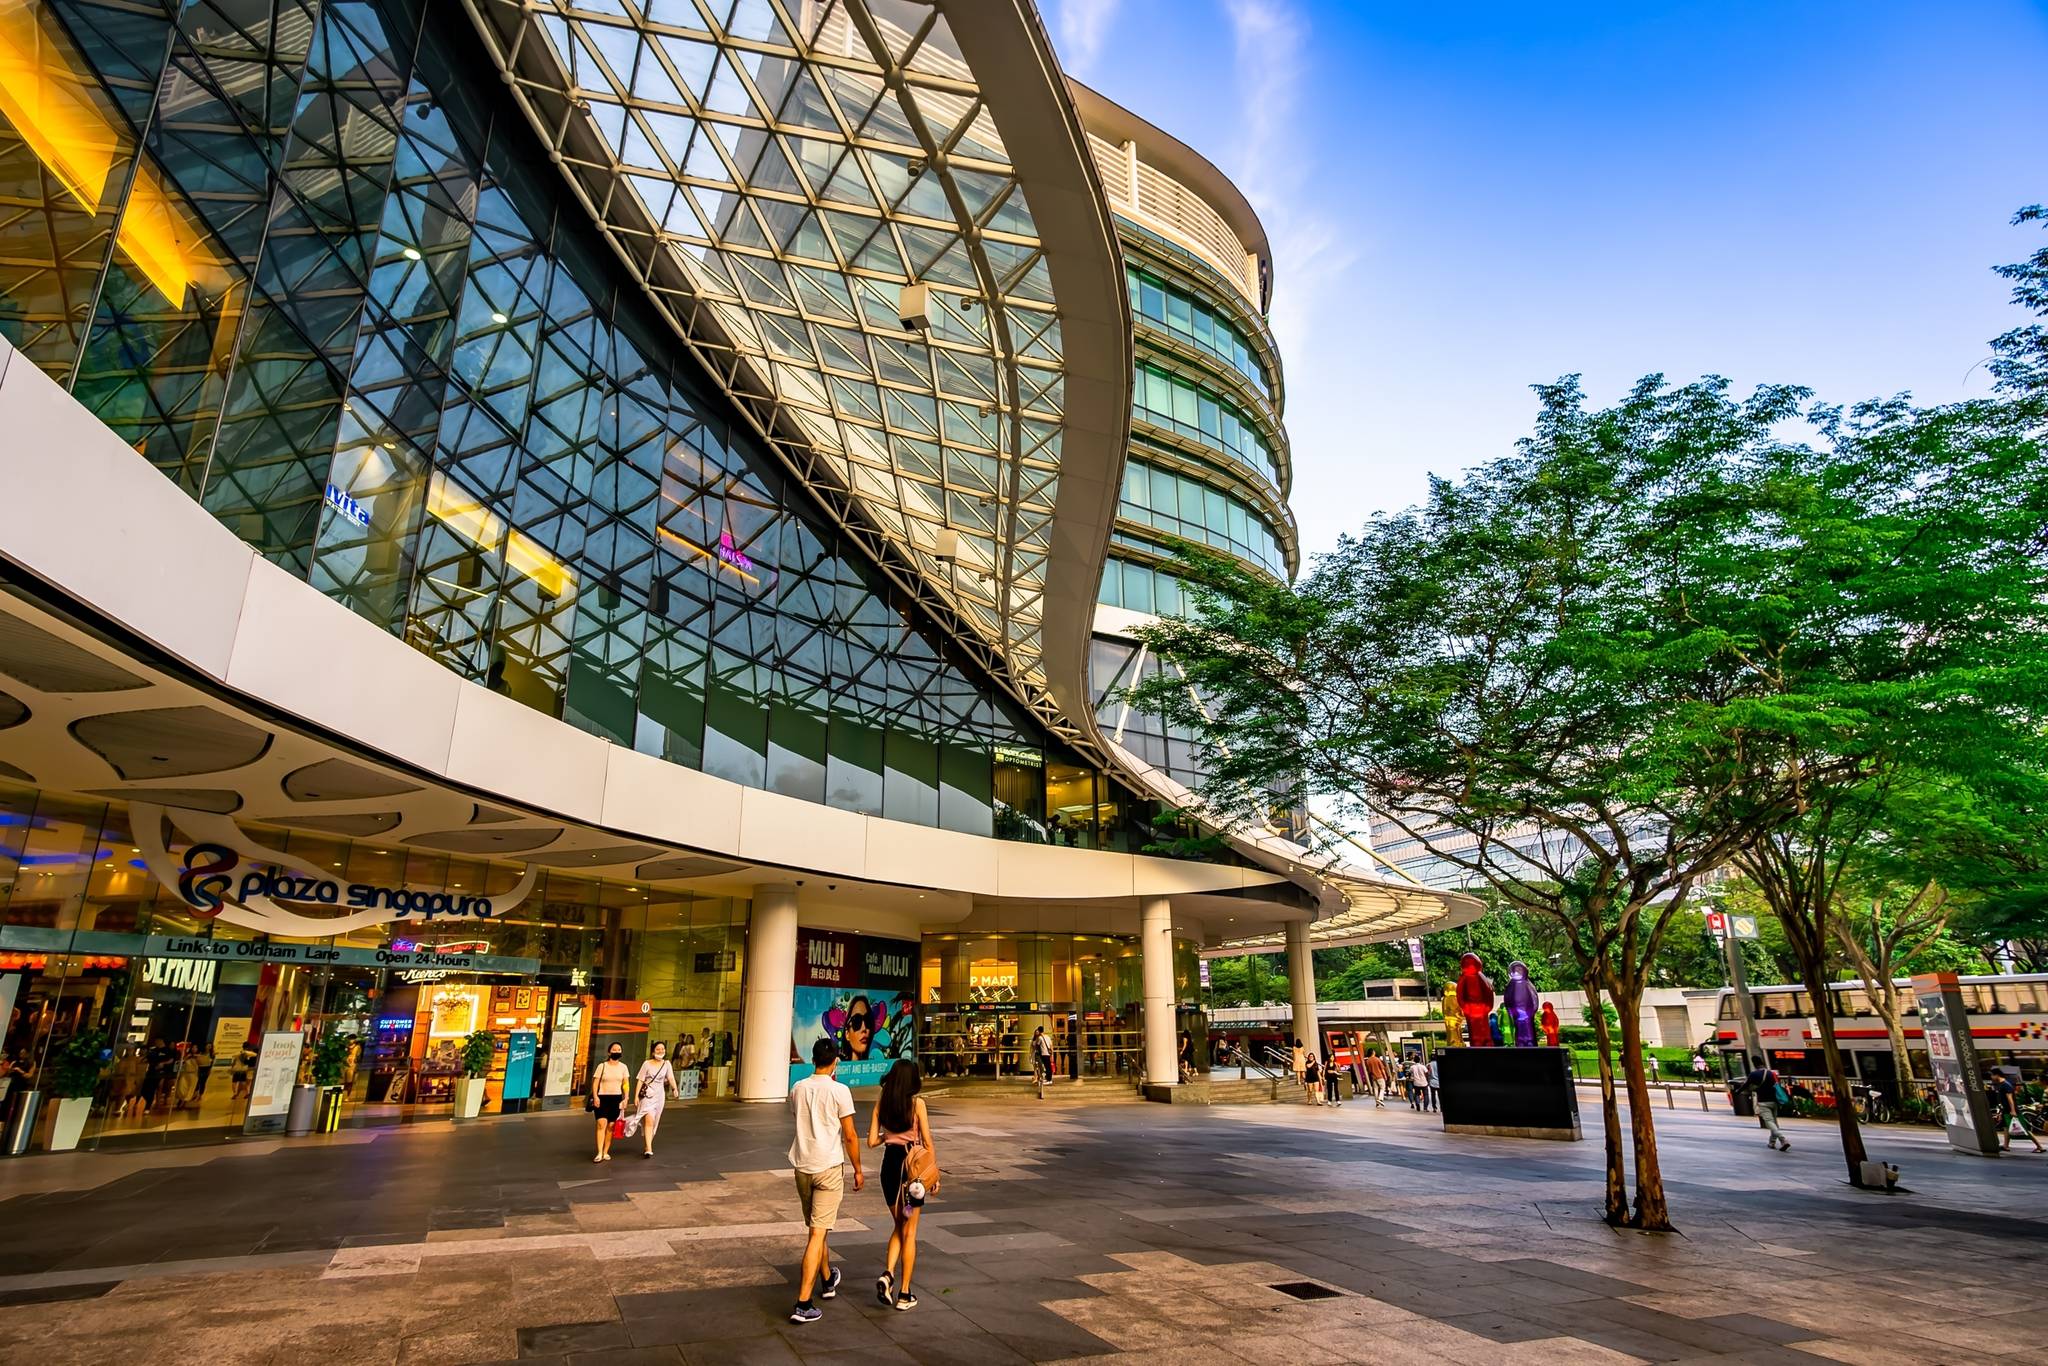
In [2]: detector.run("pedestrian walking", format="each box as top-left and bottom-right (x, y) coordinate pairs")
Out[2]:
(1746, 1060), (1791, 1152)
(1988, 1071), (2044, 1153)
(787, 1038), (862, 1325)
(1365, 1051), (1387, 1108)
(1032, 1025), (1054, 1098)
(870, 1059), (936, 1311)
(589, 1044), (630, 1162)
(1289, 1036), (1305, 1086)
(1324, 1052), (1343, 1105)
(1303, 1053), (1324, 1106)
(621, 1040), (680, 1157)
(1407, 1057), (1428, 1111)
(1427, 1056), (1441, 1112)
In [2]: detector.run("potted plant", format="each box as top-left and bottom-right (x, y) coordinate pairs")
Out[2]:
(308, 1027), (351, 1134)
(453, 1030), (496, 1119)
(44, 1030), (107, 1152)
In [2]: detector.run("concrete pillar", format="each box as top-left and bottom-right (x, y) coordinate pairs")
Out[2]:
(737, 883), (799, 1102)
(1140, 897), (1178, 1086)
(1287, 920), (1318, 1062)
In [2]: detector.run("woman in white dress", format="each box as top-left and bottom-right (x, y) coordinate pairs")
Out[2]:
(622, 1041), (680, 1158)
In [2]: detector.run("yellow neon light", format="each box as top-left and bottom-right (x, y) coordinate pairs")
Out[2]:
(0, 0), (213, 306)
(425, 472), (572, 600)
(0, 0), (112, 207)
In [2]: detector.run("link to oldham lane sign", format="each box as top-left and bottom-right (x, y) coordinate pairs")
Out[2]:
(1913, 972), (2001, 1156)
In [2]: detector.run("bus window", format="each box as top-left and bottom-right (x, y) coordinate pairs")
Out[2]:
(1790, 991), (1815, 1018)
(1834, 989), (1873, 1018)
(1756, 992), (1787, 1019)
(1718, 995), (1736, 1020)
(1960, 984), (1998, 1013)
(1998, 982), (2048, 1011)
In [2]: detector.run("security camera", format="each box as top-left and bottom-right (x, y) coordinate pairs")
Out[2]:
(898, 283), (931, 333)
(827, 884), (837, 892)
(933, 528), (960, 563)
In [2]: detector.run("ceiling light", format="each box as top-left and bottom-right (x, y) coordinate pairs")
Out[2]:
(491, 311), (507, 324)
(402, 246), (421, 260)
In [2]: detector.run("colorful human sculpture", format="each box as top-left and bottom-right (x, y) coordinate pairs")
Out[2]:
(1540, 1001), (1561, 1047)
(1505, 961), (1540, 1048)
(1455, 953), (1496, 1047)
(1441, 981), (1464, 1047)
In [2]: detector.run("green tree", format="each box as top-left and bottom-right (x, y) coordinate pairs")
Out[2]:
(1132, 375), (1832, 1232)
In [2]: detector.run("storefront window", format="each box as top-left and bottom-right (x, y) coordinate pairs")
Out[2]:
(0, 781), (753, 1151)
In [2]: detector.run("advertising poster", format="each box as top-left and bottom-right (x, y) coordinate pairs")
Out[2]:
(245, 1030), (306, 1131)
(502, 1031), (538, 1103)
(543, 1033), (579, 1097)
(789, 929), (918, 1088)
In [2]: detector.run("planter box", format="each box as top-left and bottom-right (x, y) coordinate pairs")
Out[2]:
(453, 1077), (487, 1119)
(47, 1095), (92, 1152)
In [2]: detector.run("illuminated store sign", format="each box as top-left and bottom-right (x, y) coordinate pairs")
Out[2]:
(714, 529), (754, 573)
(134, 801), (537, 940)
(325, 483), (371, 528)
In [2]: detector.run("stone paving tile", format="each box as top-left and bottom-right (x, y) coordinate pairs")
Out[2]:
(3, 1099), (2047, 1363)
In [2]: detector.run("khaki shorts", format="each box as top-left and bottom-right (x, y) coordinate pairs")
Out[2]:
(795, 1167), (843, 1230)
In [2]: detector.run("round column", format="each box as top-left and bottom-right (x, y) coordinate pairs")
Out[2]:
(1140, 897), (1178, 1087)
(737, 883), (799, 1102)
(1286, 919), (1318, 1060)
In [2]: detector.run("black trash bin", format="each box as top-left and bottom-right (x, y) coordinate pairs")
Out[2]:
(1728, 1079), (1755, 1117)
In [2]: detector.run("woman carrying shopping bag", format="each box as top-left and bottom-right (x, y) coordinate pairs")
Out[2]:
(622, 1041), (681, 1158)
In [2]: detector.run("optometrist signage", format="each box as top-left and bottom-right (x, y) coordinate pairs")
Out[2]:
(132, 801), (537, 940)
(789, 928), (918, 1088)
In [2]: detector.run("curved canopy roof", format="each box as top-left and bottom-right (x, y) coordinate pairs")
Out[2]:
(457, 0), (1128, 745)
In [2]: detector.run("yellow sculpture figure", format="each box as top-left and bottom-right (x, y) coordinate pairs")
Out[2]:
(1442, 981), (1464, 1047)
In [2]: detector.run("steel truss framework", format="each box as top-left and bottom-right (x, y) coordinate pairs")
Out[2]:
(458, 0), (1099, 748)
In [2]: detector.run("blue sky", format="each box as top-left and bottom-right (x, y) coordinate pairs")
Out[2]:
(1040, 0), (2048, 559)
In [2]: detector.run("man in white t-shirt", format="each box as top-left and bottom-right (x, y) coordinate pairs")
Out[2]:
(787, 1037), (862, 1325)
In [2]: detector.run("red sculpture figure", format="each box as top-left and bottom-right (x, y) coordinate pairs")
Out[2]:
(1455, 952), (1496, 1047)
(1540, 1000), (1561, 1048)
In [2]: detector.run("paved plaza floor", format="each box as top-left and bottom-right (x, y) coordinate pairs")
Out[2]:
(0, 1090), (2041, 1365)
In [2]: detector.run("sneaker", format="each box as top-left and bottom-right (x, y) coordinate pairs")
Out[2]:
(788, 1303), (821, 1324)
(820, 1266), (842, 1300)
(894, 1292), (918, 1312)
(876, 1273), (893, 1306)
(641, 1150), (653, 1158)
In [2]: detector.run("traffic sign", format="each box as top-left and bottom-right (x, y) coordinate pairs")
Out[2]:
(1705, 911), (1726, 933)
(1728, 914), (1761, 941)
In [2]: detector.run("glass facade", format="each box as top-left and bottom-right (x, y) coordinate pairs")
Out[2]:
(1096, 557), (1193, 617)
(0, 0), (1154, 843)
(1132, 361), (1281, 492)
(1119, 459), (1286, 578)
(1127, 264), (1271, 398)
(0, 782), (747, 1149)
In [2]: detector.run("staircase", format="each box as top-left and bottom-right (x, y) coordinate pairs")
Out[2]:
(1202, 1076), (1314, 1105)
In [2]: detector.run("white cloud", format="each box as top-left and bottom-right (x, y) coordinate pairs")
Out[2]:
(1216, 0), (1359, 387)
(1053, 0), (1124, 77)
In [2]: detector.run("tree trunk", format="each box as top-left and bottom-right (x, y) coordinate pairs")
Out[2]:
(1873, 987), (1913, 1107)
(1612, 982), (1674, 1232)
(1802, 968), (1870, 1183)
(1582, 974), (1629, 1226)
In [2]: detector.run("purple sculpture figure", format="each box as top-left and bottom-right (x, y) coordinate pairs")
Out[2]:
(1505, 961), (1539, 1048)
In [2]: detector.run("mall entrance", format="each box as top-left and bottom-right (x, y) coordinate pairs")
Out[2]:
(917, 932), (1208, 1084)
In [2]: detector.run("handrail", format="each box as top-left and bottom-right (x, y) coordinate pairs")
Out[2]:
(1224, 1044), (1287, 1083)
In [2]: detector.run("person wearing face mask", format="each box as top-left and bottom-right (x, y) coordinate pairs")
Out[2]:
(622, 1040), (680, 1158)
(590, 1043), (630, 1163)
